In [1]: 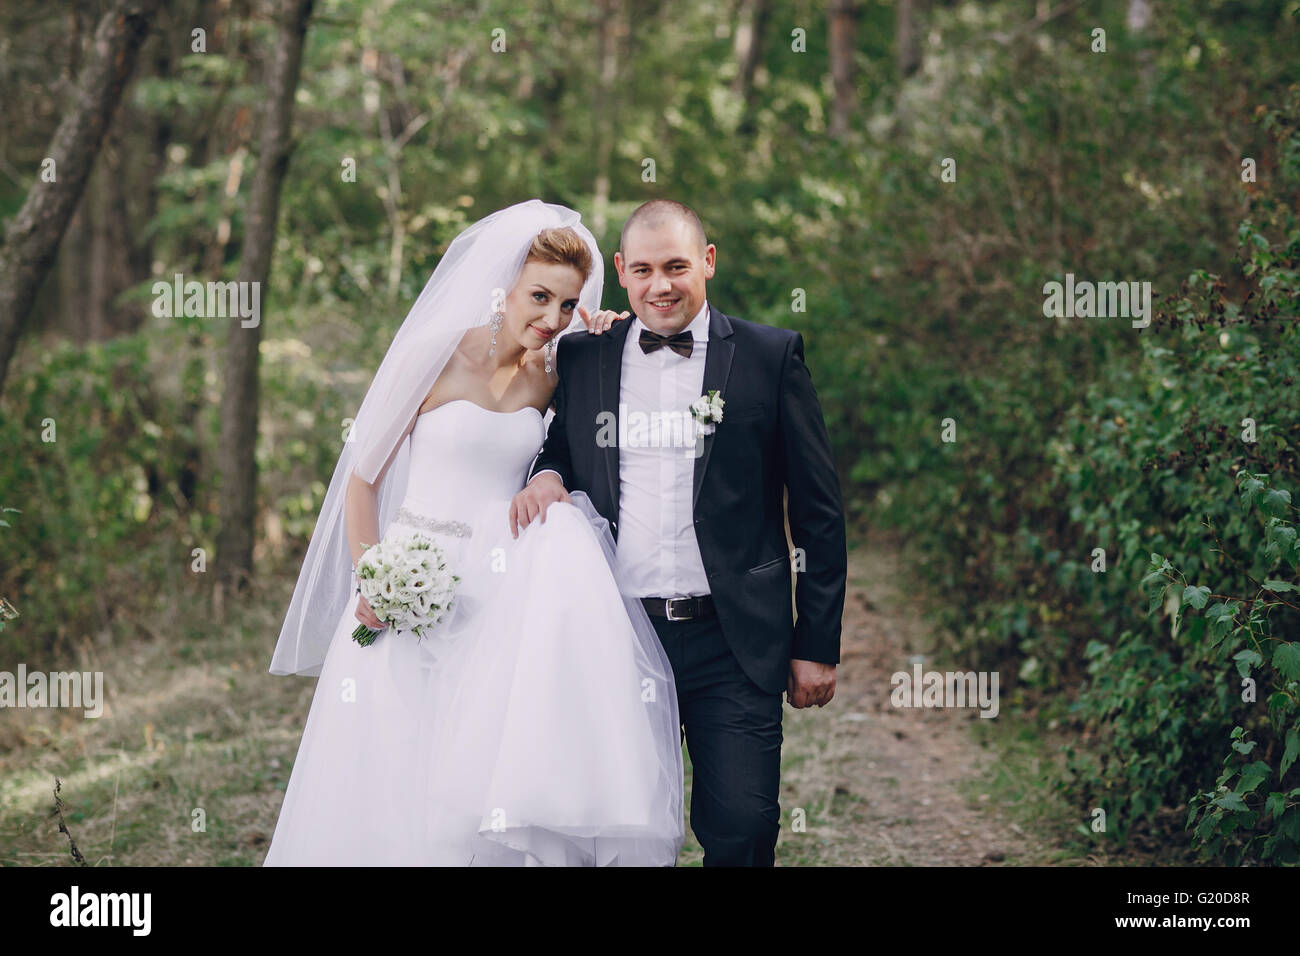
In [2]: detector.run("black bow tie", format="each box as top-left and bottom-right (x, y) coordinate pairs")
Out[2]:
(638, 328), (694, 359)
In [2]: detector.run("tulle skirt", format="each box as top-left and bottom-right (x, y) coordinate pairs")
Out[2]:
(263, 491), (684, 866)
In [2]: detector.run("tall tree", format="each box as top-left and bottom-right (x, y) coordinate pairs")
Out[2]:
(591, 0), (624, 237)
(1128, 0), (1154, 86)
(215, 0), (314, 591)
(829, 0), (858, 139)
(732, 0), (773, 136)
(896, 0), (924, 80)
(893, 0), (926, 139)
(0, 0), (161, 396)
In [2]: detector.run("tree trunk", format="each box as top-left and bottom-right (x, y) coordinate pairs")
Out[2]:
(1128, 0), (1154, 87)
(89, 127), (141, 338)
(591, 0), (622, 237)
(893, 0), (926, 140)
(897, 0), (924, 80)
(58, 198), (94, 341)
(0, 0), (160, 397)
(829, 0), (857, 139)
(732, 0), (772, 136)
(215, 0), (314, 591)
(178, 0), (236, 512)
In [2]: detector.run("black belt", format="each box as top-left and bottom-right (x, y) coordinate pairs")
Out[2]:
(641, 595), (715, 621)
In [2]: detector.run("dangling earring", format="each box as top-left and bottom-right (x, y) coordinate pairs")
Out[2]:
(488, 309), (504, 357)
(544, 338), (555, 374)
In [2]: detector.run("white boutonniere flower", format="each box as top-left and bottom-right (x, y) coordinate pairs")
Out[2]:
(688, 389), (725, 435)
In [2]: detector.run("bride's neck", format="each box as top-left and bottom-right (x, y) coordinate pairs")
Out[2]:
(474, 326), (529, 371)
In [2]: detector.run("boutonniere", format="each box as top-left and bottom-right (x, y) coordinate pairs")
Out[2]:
(688, 389), (725, 435)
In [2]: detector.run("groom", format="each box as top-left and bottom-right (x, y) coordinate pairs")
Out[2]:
(510, 199), (847, 866)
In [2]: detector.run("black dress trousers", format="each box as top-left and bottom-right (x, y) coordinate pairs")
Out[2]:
(651, 614), (784, 867)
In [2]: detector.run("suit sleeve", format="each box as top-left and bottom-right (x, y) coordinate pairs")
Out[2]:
(779, 331), (847, 665)
(527, 336), (575, 489)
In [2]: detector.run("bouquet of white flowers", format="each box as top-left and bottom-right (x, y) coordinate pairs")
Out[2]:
(351, 532), (459, 646)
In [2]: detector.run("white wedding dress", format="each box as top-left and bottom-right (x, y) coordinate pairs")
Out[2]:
(264, 399), (684, 866)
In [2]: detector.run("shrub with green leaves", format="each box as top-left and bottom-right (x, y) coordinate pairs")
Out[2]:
(0, 334), (200, 662)
(1174, 472), (1300, 863)
(1055, 91), (1299, 860)
(0, 506), (18, 633)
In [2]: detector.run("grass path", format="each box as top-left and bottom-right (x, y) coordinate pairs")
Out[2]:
(763, 535), (1031, 865)
(1, 536), (1096, 866)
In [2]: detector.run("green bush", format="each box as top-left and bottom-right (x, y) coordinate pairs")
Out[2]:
(0, 334), (203, 662)
(1054, 91), (1299, 859)
(1177, 472), (1300, 863)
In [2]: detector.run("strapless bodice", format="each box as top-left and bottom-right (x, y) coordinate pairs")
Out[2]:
(397, 399), (546, 521)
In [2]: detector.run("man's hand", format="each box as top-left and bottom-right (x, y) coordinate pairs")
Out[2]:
(786, 659), (836, 708)
(577, 305), (630, 335)
(509, 472), (572, 538)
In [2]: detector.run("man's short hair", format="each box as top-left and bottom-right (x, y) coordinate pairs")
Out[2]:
(619, 199), (708, 255)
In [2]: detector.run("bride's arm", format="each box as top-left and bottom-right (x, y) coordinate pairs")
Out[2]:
(344, 474), (381, 567)
(345, 408), (417, 565)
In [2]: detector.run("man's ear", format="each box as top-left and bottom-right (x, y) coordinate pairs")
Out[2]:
(613, 251), (628, 287)
(703, 243), (716, 279)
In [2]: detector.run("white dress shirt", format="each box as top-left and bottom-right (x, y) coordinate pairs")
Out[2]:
(532, 302), (713, 598)
(612, 301), (712, 598)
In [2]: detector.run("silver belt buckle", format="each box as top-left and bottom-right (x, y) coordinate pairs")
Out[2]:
(665, 597), (691, 621)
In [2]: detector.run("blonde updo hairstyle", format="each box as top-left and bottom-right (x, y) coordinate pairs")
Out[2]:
(525, 226), (594, 279)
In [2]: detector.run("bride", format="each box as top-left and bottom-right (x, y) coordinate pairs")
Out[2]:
(264, 200), (684, 866)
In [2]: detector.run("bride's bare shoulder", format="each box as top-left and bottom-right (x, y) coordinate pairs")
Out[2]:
(417, 339), (477, 412)
(451, 326), (486, 359)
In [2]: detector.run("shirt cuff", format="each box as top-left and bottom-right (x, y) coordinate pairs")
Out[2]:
(529, 469), (564, 487)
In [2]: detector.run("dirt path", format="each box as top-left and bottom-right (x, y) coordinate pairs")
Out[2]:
(760, 536), (1017, 866)
(1, 535), (1027, 867)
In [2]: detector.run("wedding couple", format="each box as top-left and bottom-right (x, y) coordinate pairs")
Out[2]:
(263, 198), (847, 867)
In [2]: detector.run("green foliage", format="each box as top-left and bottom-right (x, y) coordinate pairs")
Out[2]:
(1052, 92), (1300, 861)
(822, 4), (1298, 694)
(0, 506), (18, 634)
(0, 334), (210, 661)
(1175, 472), (1300, 863)
(853, 68), (1298, 860)
(3, 0), (1299, 864)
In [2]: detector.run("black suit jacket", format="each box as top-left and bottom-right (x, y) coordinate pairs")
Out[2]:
(529, 305), (847, 695)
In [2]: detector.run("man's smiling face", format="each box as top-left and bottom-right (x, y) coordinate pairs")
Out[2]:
(614, 217), (716, 335)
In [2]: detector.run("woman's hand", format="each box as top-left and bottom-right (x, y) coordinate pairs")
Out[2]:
(355, 594), (384, 630)
(577, 305), (630, 335)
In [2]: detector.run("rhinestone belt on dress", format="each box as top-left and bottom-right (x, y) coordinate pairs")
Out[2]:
(392, 506), (472, 538)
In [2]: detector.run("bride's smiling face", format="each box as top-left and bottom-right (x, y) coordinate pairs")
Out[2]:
(502, 260), (585, 351)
